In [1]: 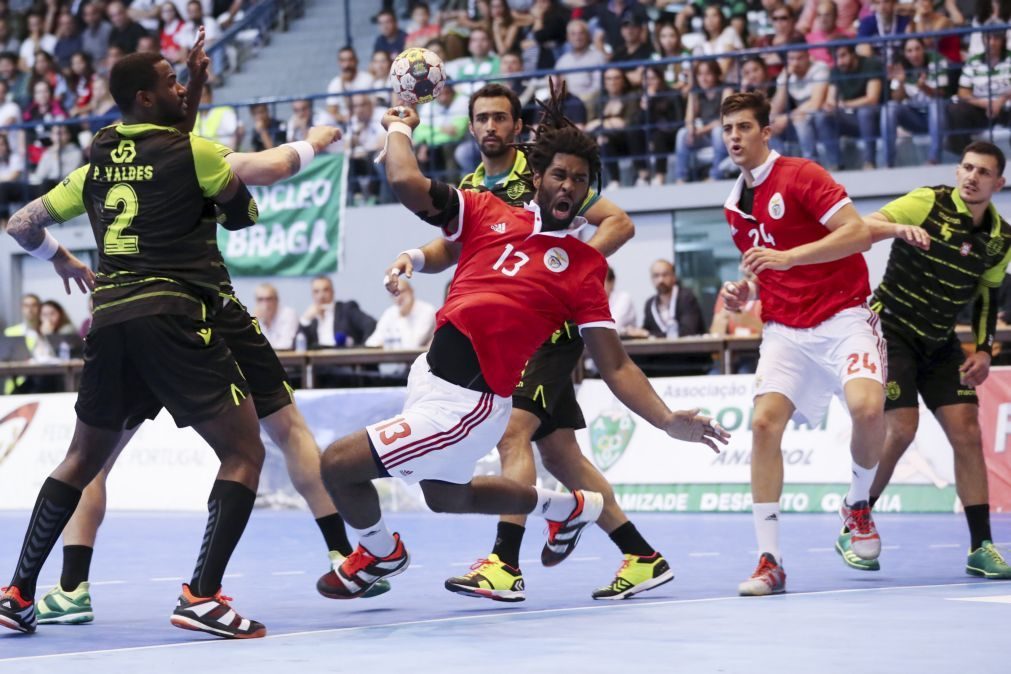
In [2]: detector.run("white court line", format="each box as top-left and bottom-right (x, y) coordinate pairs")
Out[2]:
(222, 573), (244, 579)
(688, 552), (720, 557)
(928, 544), (962, 549)
(270, 571), (305, 576)
(0, 581), (988, 663)
(947, 594), (1011, 604)
(149, 577), (183, 582)
(90, 580), (127, 587)
(882, 545), (901, 551)
(806, 548), (833, 553)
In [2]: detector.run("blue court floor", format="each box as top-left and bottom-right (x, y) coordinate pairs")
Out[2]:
(0, 510), (1008, 673)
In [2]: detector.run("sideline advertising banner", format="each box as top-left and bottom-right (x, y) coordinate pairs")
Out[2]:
(218, 153), (346, 276)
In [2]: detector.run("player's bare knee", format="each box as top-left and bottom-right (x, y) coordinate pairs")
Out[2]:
(751, 412), (788, 439)
(848, 399), (884, 428)
(421, 485), (468, 513)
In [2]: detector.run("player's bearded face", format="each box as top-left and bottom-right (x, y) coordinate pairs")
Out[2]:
(534, 153), (590, 231)
(470, 97), (520, 159)
(152, 60), (187, 124)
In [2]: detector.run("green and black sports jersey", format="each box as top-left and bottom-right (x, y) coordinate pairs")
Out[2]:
(43, 123), (237, 329)
(872, 185), (1011, 351)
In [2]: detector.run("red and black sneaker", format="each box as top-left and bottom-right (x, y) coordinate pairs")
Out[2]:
(317, 533), (410, 599)
(541, 490), (604, 567)
(169, 584), (266, 639)
(840, 500), (881, 560)
(0, 585), (36, 634)
(738, 553), (787, 596)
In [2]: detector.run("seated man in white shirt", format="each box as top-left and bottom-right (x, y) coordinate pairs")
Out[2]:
(366, 277), (436, 377)
(326, 47), (373, 125)
(253, 283), (298, 350)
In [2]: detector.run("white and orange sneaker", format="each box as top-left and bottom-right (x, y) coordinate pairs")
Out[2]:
(840, 500), (881, 560)
(542, 490), (604, 567)
(169, 584), (265, 639)
(317, 533), (410, 599)
(738, 553), (787, 596)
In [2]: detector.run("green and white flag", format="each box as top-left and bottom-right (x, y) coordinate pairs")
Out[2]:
(218, 153), (346, 276)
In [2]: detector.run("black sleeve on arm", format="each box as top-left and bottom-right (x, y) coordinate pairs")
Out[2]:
(972, 285), (1000, 355)
(217, 180), (259, 231)
(414, 179), (460, 228)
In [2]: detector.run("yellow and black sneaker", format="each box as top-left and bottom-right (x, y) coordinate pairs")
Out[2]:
(592, 552), (674, 600)
(444, 554), (526, 602)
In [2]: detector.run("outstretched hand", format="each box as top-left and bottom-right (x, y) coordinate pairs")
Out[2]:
(663, 408), (730, 453)
(383, 253), (414, 295)
(51, 248), (96, 294)
(186, 27), (210, 84)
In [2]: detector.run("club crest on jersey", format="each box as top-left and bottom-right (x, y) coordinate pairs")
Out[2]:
(506, 182), (527, 201)
(960, 241), (972, 256)
(768, 193), (785, 220)
(544, 247), (569, 272)
(986, 235), (1004, 256)
(491, 222), (506, 234)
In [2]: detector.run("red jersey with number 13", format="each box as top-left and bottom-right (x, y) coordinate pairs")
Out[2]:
(437, 189), (615, 397)
(723, 152), (870, 329)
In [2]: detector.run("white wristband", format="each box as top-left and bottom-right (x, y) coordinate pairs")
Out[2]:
(282, 140), (315, 175)
(374, 121), (414, 165)
(27, 229), (60, 261)
(399, 248), (425, 272)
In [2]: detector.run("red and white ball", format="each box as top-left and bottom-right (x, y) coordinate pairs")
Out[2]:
(390, 48), (446, 105)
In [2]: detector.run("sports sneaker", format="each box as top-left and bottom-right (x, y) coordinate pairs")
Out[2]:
(0, 586), (36, 634)
(839, 500), (881, 560)
(592, 552), (674, 600)
(542, 490), (604, 567)
(169, 584), (265, 639)
(328, 551), (392, 598)
(444, 554), (525, 602)
(36, 582), (94, 624)
(835, 529), (880, 571)
(738, 553), (787, 596)
(317, 533), (410, 599)
(966, 541), (1011, 579)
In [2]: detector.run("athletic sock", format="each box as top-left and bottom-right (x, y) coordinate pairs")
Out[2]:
(752, 502), (781, 564)
(10, 478), (81, 599)
(316, 514), (353, 557)
(847, 461), (878, 506)
(351, 518), (396, 558)
(608, 521), (656, 557)
(965, 504), (992, 552)
(531, 487), (578, 520)
(60, 545), (94, 592)
(189, 480), (256, 598)
(491, 521), (525, 568)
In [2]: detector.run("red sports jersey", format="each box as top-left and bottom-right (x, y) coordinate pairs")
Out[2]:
(437, 189), (615, 396)
(723, 152), (870, 329)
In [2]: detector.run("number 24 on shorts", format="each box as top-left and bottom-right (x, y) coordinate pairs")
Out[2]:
(376, 417), (412, 445)
(846, 352), (877, 375)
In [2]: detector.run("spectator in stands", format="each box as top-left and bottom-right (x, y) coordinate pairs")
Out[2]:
(367, 49), (394, 107)
(22, 80), (66, 168)
(287, 97), (337, 144)
(641, 258), (710, 374)
(346, 93), (387, 204)
(66, 51), (96, 117)
(675, 59), (732, 183)
(446, 26), (500, 95)
(253, 283), (298, 351)
(692, 5), (743, 81)
(525, 73), (587, 130)
(815, 43), (884, 170)
(365, 277), (436, 357)
(652, 21), (690, 94)
(586, 66), (642, 189)
(754, 5), (804, 79)
(83, 76), (119, 132)
(405, 2), (440, 48)
(107, 1), (149, 54)
(3, 294), (42, 352)
(554, 19), (606, 107)
(299, 276), (377, 349)
(0, 132), (26, 227)
(325, 46), (372, 125)
(374, 9), (407, 58)
(946, 22), (1011, 154)
(414, 82), (468, 178)
(29, 50), (67, 107)
(0, 78), (20, 130)
(856, 0), (909, 59)
(159, 2), (188, 64)
(636, 65), (685, 186)
(32, 123), (82, 190)
(39, 300), (76, 337)
(797, 0), (862, 34)
(605, 265), (643, 336)
(967, 0), (1011, 58)
(520, 0), (569, 70)
(881, 37), (949, 167)
(53, 11), (82, 70)
(193, 84), (241, 149)
(0, 51), (28, 108)
(136, 33), (159, 54)
(80, 1), (112, 64)
(0, 18), (18, 54)
(806, 0), (852, 65)
(19, 11), (56, 71)
(248, 102), (285, 151)
(499, 48), (538, 111)
(907, 0), (959, 64)
(179, 1), (225, 82)
(489, 0), (522, 56)
(612, 6), (653, 87)
(740, 55), (775, 99)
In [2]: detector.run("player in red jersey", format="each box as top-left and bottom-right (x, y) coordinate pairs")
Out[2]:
(718, 91), (896, 596)
(314, 93), (729, 600)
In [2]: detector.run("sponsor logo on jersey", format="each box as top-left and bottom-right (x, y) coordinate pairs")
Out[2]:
(399, 469), (413, 476)
(960, 241), (972, 256)
(110, 139), (137, 164)
(589, 411), (635, 472)
(491, 222), (506, 234)
(544, 247), (569, 272)
(768, 192), (785, 220)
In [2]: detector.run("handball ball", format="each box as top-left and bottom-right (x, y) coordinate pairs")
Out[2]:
(390, 48), (446, 105)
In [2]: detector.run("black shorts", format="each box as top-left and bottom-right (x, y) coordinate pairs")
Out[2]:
(882, 322), (977, 411)
(512, 327), (585, 442)
(216, 298), (293, 419)
(75, 314), (251, 431)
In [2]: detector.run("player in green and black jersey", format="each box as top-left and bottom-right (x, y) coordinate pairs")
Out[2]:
(0, 52), (268, 638)
(387, 83), (676, 601)
(837, 141), (1011, 578)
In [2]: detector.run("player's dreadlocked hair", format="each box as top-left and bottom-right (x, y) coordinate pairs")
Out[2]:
(517, 79), (602, 193)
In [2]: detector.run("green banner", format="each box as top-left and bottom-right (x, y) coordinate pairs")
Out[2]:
(217, 153), (346, 276)
(612, 483), (958, 513)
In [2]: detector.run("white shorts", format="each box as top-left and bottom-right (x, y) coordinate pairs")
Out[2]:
(366, 355), (512, 485)
(754, 305), (886, 425)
